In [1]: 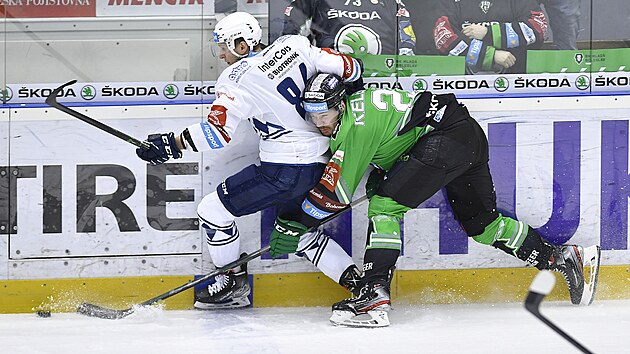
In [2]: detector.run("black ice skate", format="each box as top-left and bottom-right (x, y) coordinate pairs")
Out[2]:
(194, 260), (251, 310)
(549, 244), (601, 305)
(329, 279), (391, 328)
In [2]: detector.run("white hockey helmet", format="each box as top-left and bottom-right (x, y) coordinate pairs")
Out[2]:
(213, 12), (263, 58)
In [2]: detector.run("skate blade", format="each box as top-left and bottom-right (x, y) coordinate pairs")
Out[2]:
(580, 245), (601, 306)
(329, 310), (390, 328)
(194, 296), (251, 310)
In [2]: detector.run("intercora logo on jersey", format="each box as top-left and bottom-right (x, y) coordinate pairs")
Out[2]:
(81, 85), (96, 100)
(334, 24), (382, 56)
(257, 46), (300, 80)
(1, 87), (13, 102)
(163, 84), (179, 99)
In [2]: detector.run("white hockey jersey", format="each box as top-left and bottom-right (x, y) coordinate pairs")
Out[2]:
(185, 35), (362, 164)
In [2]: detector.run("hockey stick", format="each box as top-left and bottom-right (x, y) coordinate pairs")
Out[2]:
(77, 194), (369, 319)
(45, 80), (152, 150)
(524, 271), (594, 354)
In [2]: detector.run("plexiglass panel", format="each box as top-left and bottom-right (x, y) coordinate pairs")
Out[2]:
(1, 0), (629, 278)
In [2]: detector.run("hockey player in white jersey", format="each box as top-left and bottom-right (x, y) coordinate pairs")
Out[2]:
(136, 12), (364, 309)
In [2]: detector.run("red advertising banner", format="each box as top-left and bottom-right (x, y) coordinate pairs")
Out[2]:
(1, 1), (96, 18)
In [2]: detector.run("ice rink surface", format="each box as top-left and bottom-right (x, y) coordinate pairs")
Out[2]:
(1, 300), (628, 354)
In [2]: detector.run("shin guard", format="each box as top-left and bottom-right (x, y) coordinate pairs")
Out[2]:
(473, 215), (555, 269)
(362, 215), (401, 283)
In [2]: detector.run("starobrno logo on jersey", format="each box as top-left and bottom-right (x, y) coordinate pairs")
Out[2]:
(163, 84), (179, 99)
(334, 24), (382, 55)
(81, 85), (96, 100)
(1, 87), (13, 102)
(494, 77), (509, 92)
(575, 75), (590, 91)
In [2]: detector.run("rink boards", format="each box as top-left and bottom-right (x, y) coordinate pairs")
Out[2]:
(1, 93), (630, 312)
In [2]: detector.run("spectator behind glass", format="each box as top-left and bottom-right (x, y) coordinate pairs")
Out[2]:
(539, 0), (581, 50)
(281, 0), (416, 56)
(405, 0), (442, 55)
(434, 0), (548, 74)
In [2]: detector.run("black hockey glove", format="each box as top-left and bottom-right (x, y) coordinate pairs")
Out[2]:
(136, 132), (182, 165)
(269, 217), (309, 258)
(344, 77), (365, 96)
(366, 168), (385, 199)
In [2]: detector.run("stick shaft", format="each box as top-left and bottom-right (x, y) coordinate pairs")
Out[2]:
(528, 310), (593, 354)
(139, 194), (367, 306)
(78, 195), (368, 318)
(45, 80), (151, 150)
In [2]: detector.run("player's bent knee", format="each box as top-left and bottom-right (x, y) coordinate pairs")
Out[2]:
(472, 214), (522, 246)
(460, 208), (500, 237)
(197, 191), (236, 229)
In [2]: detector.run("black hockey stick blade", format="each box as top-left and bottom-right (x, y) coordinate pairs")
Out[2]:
(76, 195), (368, 319)
(524, 271), (594, 354)
(76, 303), (134, 320)
(45, 80), (152, 150)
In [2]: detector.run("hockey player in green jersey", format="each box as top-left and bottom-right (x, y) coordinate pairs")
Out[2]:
(268, 73), (601, 328)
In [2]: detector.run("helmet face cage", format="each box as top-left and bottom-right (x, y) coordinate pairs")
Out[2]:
(213, 12), (262, 58)
(303, 73), (346, 124)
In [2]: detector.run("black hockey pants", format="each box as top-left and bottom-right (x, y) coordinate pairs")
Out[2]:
(377, 116), (499, 236)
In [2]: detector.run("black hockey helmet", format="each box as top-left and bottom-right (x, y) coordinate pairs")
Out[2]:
(302, 73), (346, 116)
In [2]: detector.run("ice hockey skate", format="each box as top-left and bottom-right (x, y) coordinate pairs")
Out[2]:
(330, 280), (391, 328)
(194, 260), (251, 310)
(338, 264), (363, 296)
(550, 244), (601, 305)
